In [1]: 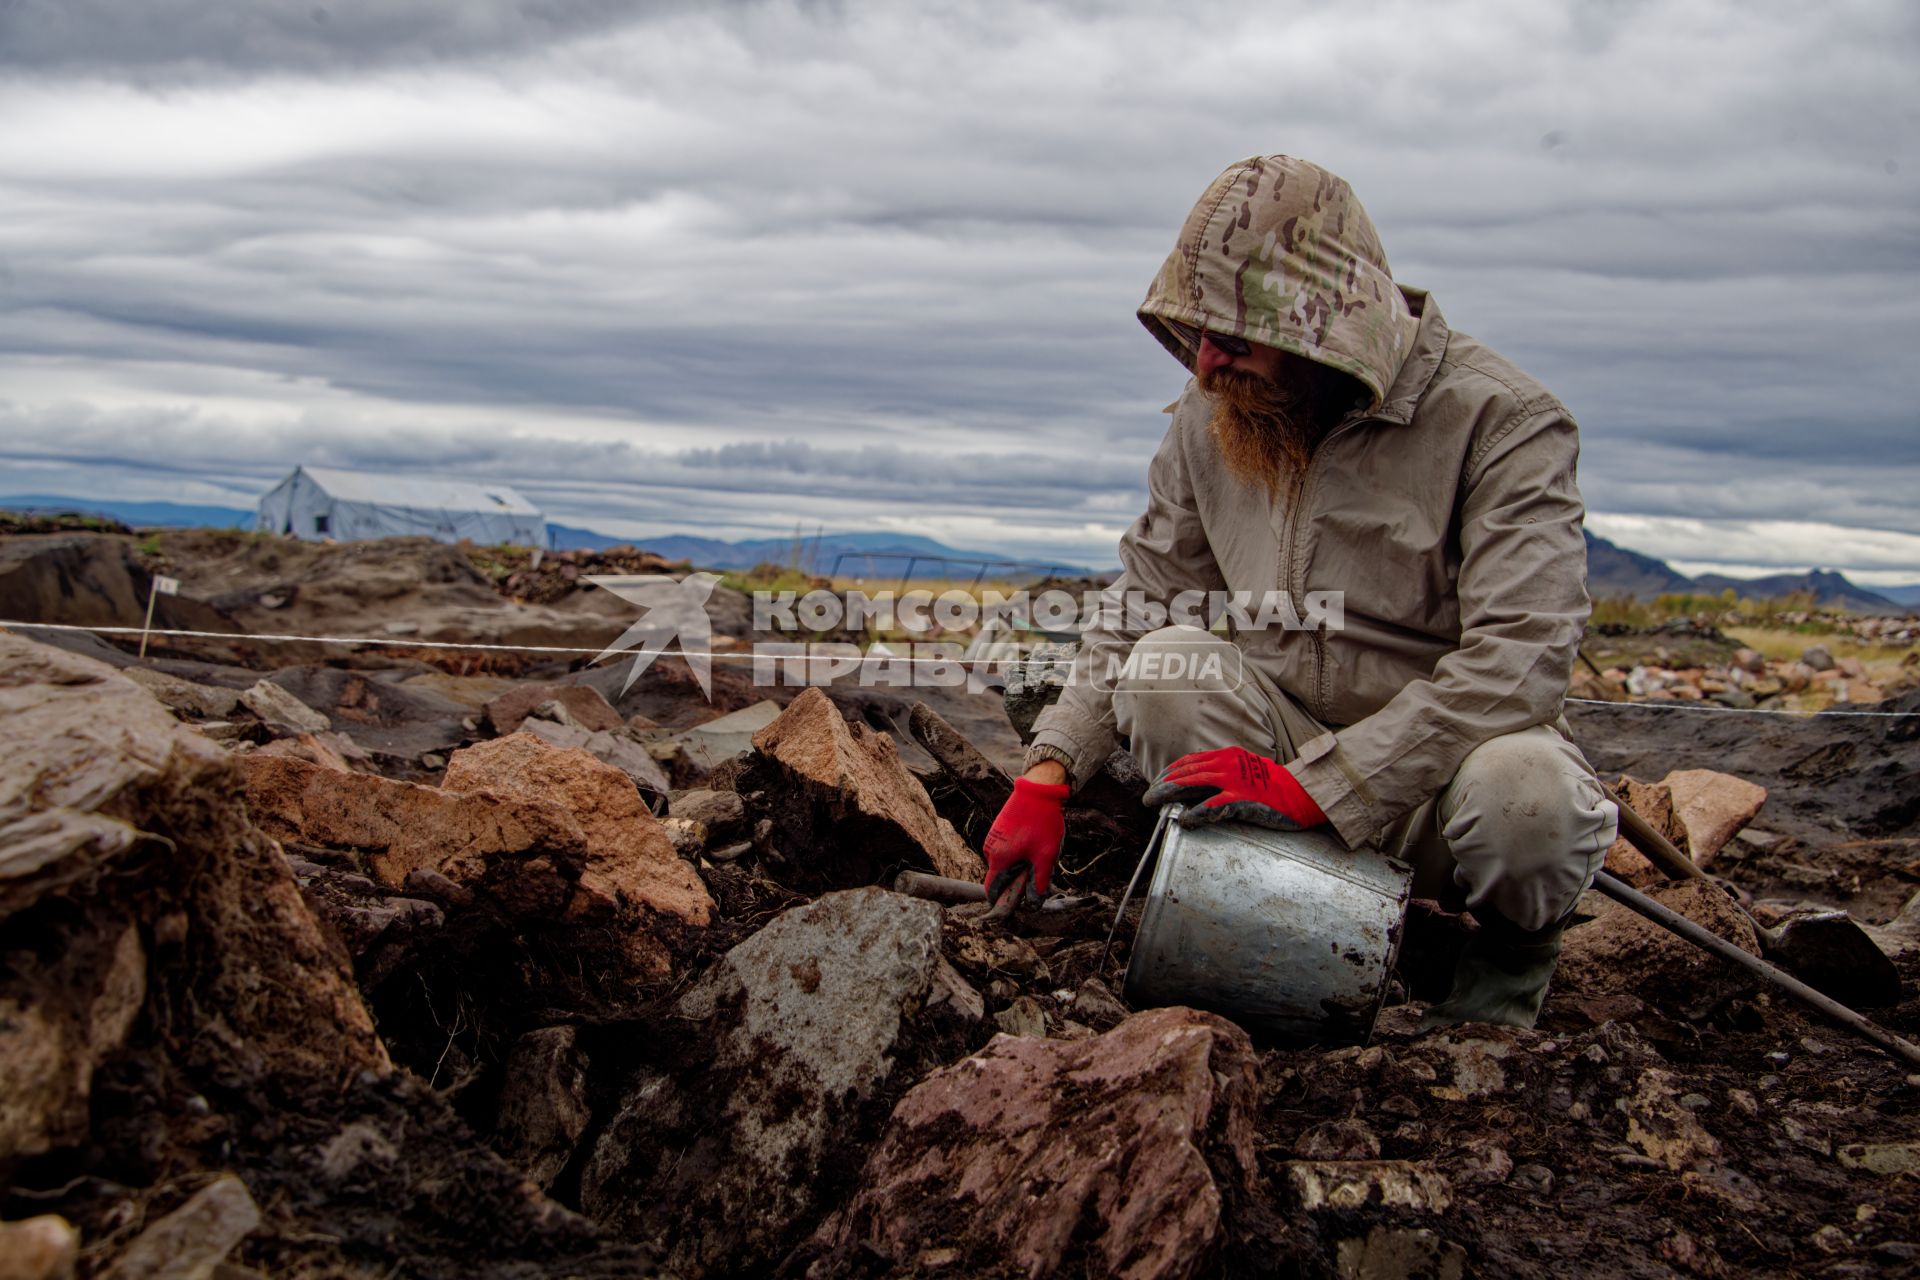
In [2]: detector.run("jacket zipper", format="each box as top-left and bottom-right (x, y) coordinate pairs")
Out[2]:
(1283, 414), (1368, 724)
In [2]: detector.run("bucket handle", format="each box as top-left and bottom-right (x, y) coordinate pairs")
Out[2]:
(1100, 803), (1178, 973)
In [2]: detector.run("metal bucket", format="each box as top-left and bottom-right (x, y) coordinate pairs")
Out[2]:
(1121, 806), (1413, 1046)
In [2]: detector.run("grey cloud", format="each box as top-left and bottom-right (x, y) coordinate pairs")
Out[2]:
(0, 0), (663, 78)
(1, 0), (1916, 575)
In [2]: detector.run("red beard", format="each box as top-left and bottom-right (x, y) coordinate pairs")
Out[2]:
(1199, 359), (1357, 493)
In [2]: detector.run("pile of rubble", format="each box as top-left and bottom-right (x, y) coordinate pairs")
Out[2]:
(1575, 639), (1919, 709)
(4, 605), (1920, 1276)
(11, 514), (1920, 1280)
(466, 544), (691, 606)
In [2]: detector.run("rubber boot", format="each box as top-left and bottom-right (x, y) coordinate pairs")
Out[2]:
(1418, 908), (1567, 1031)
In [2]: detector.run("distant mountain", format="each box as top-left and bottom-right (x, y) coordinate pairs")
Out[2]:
(1691, 569), (1901, 613)
(552, 525), (1092, 582)
(0, 494), (254, 529)
(1877, 583), (1920, 607)
(1583, 529), (1694, 599)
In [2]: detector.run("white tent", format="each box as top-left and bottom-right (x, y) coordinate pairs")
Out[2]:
(256, 466), (548, 547)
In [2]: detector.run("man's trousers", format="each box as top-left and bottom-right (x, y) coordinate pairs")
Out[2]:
(1110, 625), (1617, 931)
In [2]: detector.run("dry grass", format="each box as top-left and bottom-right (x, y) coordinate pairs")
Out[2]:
(1723, 626), (1910, 666)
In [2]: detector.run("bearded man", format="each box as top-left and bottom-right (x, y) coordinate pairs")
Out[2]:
(984, 155), (1619, 1029)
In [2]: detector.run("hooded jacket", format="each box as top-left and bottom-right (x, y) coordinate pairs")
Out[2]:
(1028, 155), (1592, 849)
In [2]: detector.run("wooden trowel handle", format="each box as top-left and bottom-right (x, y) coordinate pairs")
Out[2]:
(1605, 784), (1707, 883)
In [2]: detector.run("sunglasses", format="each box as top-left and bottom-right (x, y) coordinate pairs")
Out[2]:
(1164, 320), (1251, 358)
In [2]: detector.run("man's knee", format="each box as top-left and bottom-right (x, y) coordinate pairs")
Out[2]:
(1440, 727), (1617, 929)
(1105, 625), (1241, 694)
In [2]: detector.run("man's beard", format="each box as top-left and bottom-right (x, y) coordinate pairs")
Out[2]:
(1200, 364), (1348, 493)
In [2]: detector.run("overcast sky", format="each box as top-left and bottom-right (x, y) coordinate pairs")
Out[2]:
(2, 0), (1915, 581)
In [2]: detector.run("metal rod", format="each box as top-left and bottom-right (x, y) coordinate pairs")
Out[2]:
(1592, 871), (1920, 1069)
(893, 871), (986, 904)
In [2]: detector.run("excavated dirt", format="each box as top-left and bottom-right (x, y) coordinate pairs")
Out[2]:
(4, 529), (1918, 1278)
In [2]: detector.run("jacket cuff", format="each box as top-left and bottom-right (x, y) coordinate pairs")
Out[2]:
(1284, 731), (1381, 849)
(1026, 712), (1114, 794)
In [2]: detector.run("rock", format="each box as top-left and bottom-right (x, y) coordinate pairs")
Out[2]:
(677, 699), (785, 772)
(1285, 1160), (1453, 1212)
(243, 741), (709, 979)
(0, 636), (388, 1164)
(442, 733), (708, 926)
(1334, 1226), (1467, 1280)
(493, 1027), (591, 1190)
(1621, 1069), (1721, 1171)
(1002, 641), (1076, 742)
(516, 716), (673, 801)
(239, 678), (330, 733)
(1663, 769), (1768, 867)
(1447, 1138), (1514, 1185)
(660, 816), (707, 857)
(670, 789), (748, 841)
(1732, 647), (1766, 674)
(1602, 775), (1692, 888)
(103, 1175), (259, 1280)
(813, 1007), (1259, 1280)
(926, 956), (986, 1026)
(252, 731), (357, 773)
(1558, 880), (1762, 1019)
(0, 1215), (79, 1280)
(581, 888), (946, 1278)
(1802, 644), (1835, 671)
(482, 683), (623, 736)
(1295, 1118), (1382, 1160)
(122, 668), (241, 719)
(993, 994), (1048, 1037)
(1837, 1141), (1920, 1175)
(745, 687), (984, 885)
(1509, 1163), (1555, 1195)
(1070, 976), (1131, 1030)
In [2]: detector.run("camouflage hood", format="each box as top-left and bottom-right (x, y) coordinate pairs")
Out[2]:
(1140, 155), (1418, 406)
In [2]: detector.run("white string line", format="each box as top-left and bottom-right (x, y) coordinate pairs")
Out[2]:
(7, 619), (1918, 719)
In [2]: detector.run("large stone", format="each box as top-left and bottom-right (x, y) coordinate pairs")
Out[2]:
(121, 667), (241, 719)
(581, 888), (947, 1278)
(1601, 775), (1694, 888)
(442, 733), (709, 925)
(748, 687), (984, 883)
(239, 678), (331, 733)
(813, 1007), (1260, 1280)
(1663, 768), (1768, 868)
(493, 1027), (592, 1190)
(103, 1175), (259, 1280)
(679, 698), (784, 771)
(245, 737), (710, 977)
(0, 635), (387, 1163)
(0, 1215), (79, 1280)
(516, 716), (672, 801)
(483, 683), (624, 736)
(1557, 880), (1762, 1019)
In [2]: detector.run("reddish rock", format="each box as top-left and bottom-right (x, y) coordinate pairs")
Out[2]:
(0, 635), (389, 1163)
(1663, 769), (1768, 869)
(443, 733), (710, 925)
(1602, 776), (1692, 888)
(483, 683), (623, 736)
(254, 731), (358, 773)
(244, 735), (710, 977)
(813, 1007), (1260, 1280)
(750, 687), (984, 883)
(1558, 880), (1762, 1019)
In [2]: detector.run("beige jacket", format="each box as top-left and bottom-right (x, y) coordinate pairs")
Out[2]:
(1030, 156), (1591, 849)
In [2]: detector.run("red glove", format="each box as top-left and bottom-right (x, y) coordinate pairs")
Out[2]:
(983, 776), (1071, 899)
(1141, 746), (1328, 831)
